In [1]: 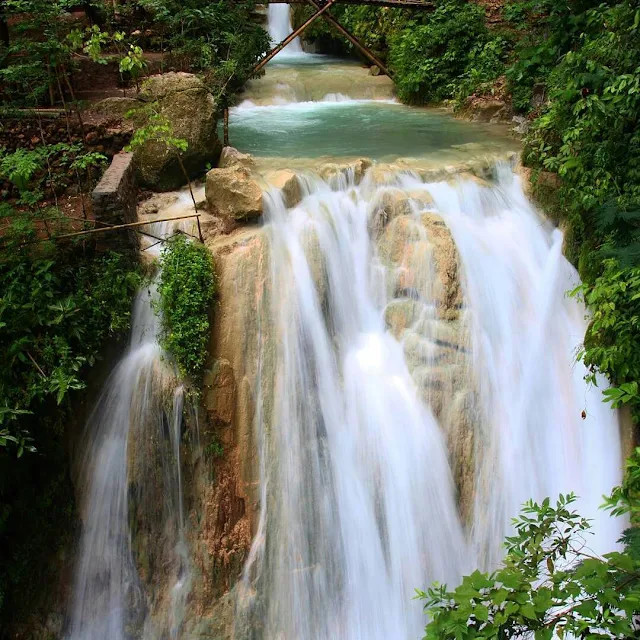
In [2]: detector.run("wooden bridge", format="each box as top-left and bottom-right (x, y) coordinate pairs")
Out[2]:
(252, 0), (434, 77)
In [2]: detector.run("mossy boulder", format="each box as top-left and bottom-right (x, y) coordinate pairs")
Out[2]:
(134, 72), (221, 191)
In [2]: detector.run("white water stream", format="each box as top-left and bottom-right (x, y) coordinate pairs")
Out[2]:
(67, 224), (192, 639)
(237, 166), (624, 639)
(267, 4), (303, 56)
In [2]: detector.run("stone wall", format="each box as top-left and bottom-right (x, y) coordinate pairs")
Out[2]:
(91, 151), (139, 252)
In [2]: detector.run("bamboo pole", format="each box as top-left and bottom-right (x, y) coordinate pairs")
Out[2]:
(223, 107), (230, 147)
(252, 0), (339, 75)
(304, 0), (393, 77)
(2, 214), (202, 249)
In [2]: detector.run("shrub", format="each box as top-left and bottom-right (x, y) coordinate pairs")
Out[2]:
(421, 485), (640, 639)
(0, 231), (141, 625)
(504, 0), (606, 113)
(522, 1), (640, 414)
(157, 234), (216, 383)
(453, 35), (511, 106)
(388, 0), (490, 103)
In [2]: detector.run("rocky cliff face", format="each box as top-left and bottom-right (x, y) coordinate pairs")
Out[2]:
(179, 156), (493, 636)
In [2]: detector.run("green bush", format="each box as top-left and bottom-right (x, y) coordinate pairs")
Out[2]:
(452, 35), (511, 106)
(522, 1), (640, 413)
(0, 243), (141, 451)
(504, 0), (604, 113)
(132, 0), (270, 99)
(574, 265), (640, 416)
(421, 481), (640, 639)
(157, 234), (216, 383)
(389, 0), (489, 103)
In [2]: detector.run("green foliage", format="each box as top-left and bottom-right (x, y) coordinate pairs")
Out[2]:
(0, 205), (141, 625)
(389, 0), (489, 103)
(0, 143), (106, 202)
(421, 488), (640, 639)
(570, 264), (640, 417)
(204, 438), (224, 460)
(504, 0), (604, 113)
(125, 110), (189, 155)
(0, 242), (141, 453)
(130, 0), (269, 100)
(520, 2), (640, 414)
(298, 1), (508, 106)
(453, 36), (511, 106)
(0, 1), (143, 106)
(524, 2), (640, 213)
(157, 234), (216, 382)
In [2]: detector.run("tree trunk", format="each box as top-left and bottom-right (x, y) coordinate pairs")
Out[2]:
(83, 1), (101, 26)
(0, 2), (9, 48)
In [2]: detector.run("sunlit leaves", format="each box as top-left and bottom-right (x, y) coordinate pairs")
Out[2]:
(0, 246), (141, 454)
(157, 234), (216, 382)
(421, 493), (640, 639)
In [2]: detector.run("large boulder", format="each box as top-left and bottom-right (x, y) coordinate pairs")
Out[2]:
(134, 72), (221, 191)
(206, 165), (263, 223)
(218, 146), (256, 171)
(91, 96), (140, 120)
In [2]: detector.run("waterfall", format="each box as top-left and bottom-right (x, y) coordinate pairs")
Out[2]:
(267, 4), (303, 56)
(399, 165), (624, 565)
(236, 165), (624, 639)
(66, 236), (193, 639)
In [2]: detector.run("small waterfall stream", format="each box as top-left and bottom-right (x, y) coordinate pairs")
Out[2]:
(67, 215), (195, 639)
(267, 4), (303, 56)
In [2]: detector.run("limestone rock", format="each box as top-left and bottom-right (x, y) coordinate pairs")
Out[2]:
(206, 165), (263, 222)
(134, 72), (221, 191)
(512, 115), (529, 135)
(442, 389), (478, 524)
(90, 96), (140, 120)
(368, 188), (413, 238)
(421, 212), (463, 317)
(265, 169), (303, 209)
(218, 146), (256, 171)
(203, 359), (236, 426)
(318, 158), (372, 186)
(470, 99), (506, 123)
(376, 211), (462, 319)
(384, 299), (421, 339)
(369, 65), (381, 76)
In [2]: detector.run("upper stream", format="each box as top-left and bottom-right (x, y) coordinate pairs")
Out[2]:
(65, 6), (624, 640)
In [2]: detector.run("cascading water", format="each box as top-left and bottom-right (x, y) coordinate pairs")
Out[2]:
(397, 166), (624, 565)
(62, 31), (625, 639)
(236, 165), (624, 639)
(66, 218), (194, 639)
(267, 4), (303, 56)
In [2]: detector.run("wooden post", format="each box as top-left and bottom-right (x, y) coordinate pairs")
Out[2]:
(304, 0), (393, 78)
(252, 0), (339, 75)
(223, 107), (230, 147)
(196, 216), (204, 243)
